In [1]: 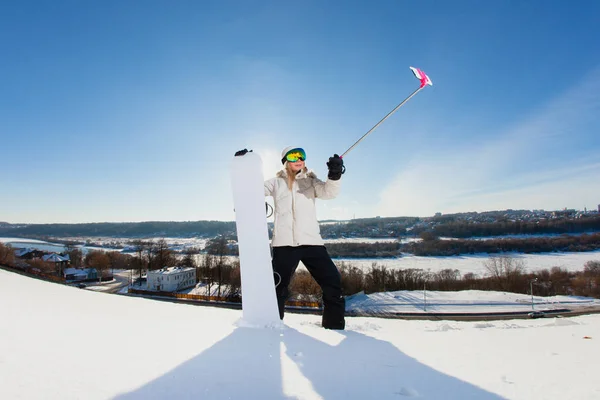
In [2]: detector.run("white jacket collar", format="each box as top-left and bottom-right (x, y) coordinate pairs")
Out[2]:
(276, 168), (316, 180)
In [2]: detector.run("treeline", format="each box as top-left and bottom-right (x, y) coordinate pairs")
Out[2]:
(336, 257), (600, 299)
(205, 234), (600, 258)
(4, 214), (600, 244)
(184, 253), (600, 304)
(402, 233), (600, 256)
(271, 257), (600, 306)
(0, 241), (133, 281)
(202, 237), (403, 259)
(124, 237), (242, 300)
(325, 241), (401, 258)
(0, 220), (236, 238)
(319, 217), (420, 239)
(4, 240), (599, 306)
(429, 215), (600, 238)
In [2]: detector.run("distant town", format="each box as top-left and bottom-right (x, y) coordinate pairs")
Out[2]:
(1, 206), (599, 240)
(2, 206), (599, 307)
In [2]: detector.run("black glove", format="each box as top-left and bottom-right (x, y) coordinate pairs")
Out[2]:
(326, 154), (345, 180)
(234, 149), (252, 156)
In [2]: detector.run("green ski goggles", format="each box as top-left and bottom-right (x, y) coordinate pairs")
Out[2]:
(284, 148), (306, 163)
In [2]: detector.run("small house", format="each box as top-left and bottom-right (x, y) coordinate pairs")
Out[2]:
(147, 266), (196, 292)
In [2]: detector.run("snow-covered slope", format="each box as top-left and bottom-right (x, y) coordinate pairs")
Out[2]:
(346, 289), (600, 315)
(1, 269), (599, 400)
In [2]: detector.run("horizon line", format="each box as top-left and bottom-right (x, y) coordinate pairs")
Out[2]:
(2, 206), (598, 226)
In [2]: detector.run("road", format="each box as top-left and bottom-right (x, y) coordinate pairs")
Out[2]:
(82, 270), (132, 294)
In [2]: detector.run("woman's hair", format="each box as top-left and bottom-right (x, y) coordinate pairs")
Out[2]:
(284, 162), (306, 190)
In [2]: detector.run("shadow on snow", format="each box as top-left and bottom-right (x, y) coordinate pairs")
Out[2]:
(114, 325), (504, 399)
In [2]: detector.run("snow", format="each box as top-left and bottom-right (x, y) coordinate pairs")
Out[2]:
(3, 236), (600, 276)
(324, 237), (400, 243)
(1, 268), (599, 399)
(345, 290), (600, 315)
(1, 238), (66, 253)
(181, 282), (235, 297)
(0, 236), (209, 253)
(42, 253), (69, 262)
(336, 250), (600, 274)
(0, 237), (111, 255)
(4, 236), (599, 276)
(148, 266), (194, 275)
(0, 237), (51, 244)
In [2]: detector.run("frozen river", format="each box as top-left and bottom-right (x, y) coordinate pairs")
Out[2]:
(332, 251), (600, 275)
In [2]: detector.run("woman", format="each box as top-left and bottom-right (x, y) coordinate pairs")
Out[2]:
(263, 146), (346, 330)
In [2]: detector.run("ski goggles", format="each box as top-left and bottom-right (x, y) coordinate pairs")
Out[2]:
(284, 148), (306, 163)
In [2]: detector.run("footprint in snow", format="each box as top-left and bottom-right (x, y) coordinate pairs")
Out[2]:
(426, 323), (458, 332)
(347, 322), (382, 332)
(543, 318), (579, 327)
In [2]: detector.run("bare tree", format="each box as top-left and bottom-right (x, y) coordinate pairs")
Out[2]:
(207, 236), (230, 298)
(227, 261), (242, 301)
(419, 231), (439, 242)
(290, 270), (322, 305)
(150, 239), (177, 271)
(577, 261), (600, 297)
(434, 269), (461, 291)
(85, 250), (111, 282)
(365, 264), (388, 293)
(130, 240), (149, 281)
(106, 251), (134, 275)
(180, 250), (197, 269)
(483, 256), (526, 292)
(66, 248), (83, 268)
(339, 263), (365, 296)
(144, 242), (157, 272)
(199, 254), (215, 297)
(0, 243), (15, 266)
(584, 260), (600, 276)
(26, 259), (54, 274)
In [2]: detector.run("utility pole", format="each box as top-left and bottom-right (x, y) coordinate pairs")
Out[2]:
(423, 282), (427, 312)
(530, 278), (538, 311)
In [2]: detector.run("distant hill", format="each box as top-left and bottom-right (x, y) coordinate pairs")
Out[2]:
(1, 210), (599, 241)
(0, 221), (236, 238)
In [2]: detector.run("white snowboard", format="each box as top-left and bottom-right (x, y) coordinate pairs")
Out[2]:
(230, 152), (281, 327)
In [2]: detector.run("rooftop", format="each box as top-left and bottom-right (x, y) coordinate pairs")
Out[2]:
(147, 266), (195, 276)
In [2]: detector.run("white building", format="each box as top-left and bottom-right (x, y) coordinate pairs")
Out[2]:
(147, 266), (196, 292)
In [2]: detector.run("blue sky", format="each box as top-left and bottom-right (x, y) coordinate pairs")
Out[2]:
(1, 0), (599, 224)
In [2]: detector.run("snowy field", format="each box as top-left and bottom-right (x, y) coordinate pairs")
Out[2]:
(440, 233), (591, 241)
(2, 236), (600, 276)
(0, 236), (209, 253)
(325, 237), (401, 243)
(0, 237), (68, 253)
(1, 268), (599, 400)
(137, 280), (600, 316)
(345, 290), (600, 315)
(0, 237), (110, 254)
(334, 251), (600, 275)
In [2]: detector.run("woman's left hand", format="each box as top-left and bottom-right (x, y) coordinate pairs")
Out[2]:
(326, 154), (344, 180)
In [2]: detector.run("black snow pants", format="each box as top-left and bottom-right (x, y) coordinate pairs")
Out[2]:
(272, 245), (345, 330)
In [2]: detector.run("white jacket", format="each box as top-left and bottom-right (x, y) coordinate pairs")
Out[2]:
(264, 168), (341, 247)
